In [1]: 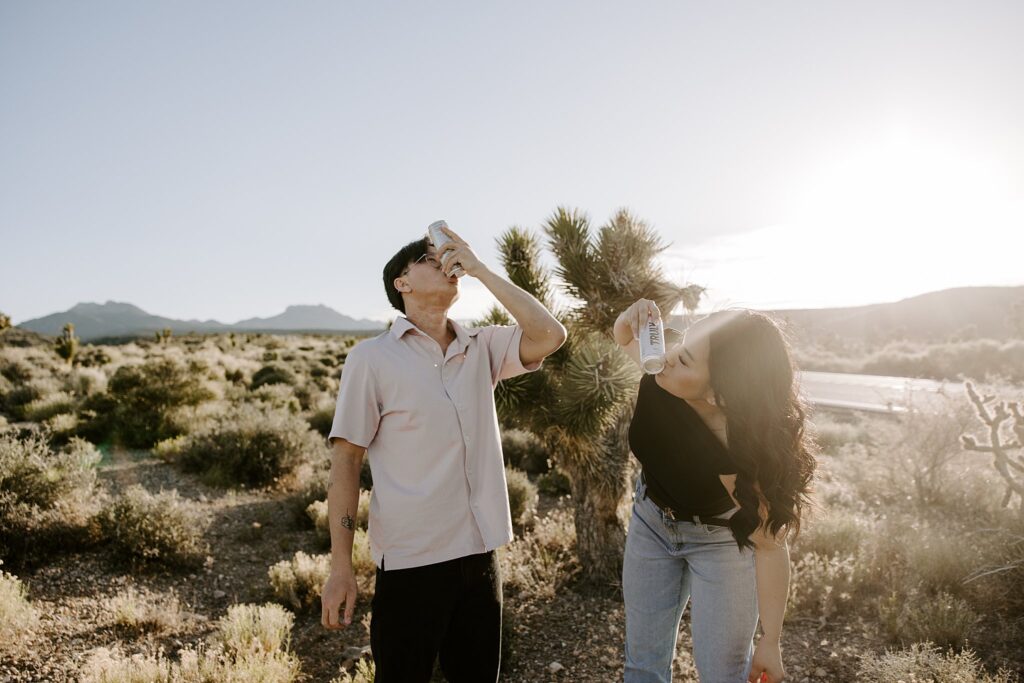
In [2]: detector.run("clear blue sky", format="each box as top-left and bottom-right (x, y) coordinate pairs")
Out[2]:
(2, 1), (1022, 324)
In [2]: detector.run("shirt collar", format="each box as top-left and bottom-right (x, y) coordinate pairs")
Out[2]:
(390, 316), (483, 342)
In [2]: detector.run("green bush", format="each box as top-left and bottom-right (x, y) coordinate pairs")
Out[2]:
(106, 358), (213, 447)
(22, 390), (77, 422)
(537, 468), (572, 496)
(157, 404), (325, 488)
(501, 429), (550, 474)
(505, 466), (537, 526)
(251, 364), (297, 390)
(0, 431), (101, 566)
(94, 485), (209, 569)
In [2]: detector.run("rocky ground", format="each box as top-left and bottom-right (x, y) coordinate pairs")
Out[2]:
(1, 452), (1021, 682)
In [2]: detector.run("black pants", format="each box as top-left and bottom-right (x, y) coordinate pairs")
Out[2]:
(370, 550), (502, 683)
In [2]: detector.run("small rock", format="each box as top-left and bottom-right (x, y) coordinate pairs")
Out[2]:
(549, 661), (565, 674)
(213, 590), (226, 599)
(814, 667), (827, 677)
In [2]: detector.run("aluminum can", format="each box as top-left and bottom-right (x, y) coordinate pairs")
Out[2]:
(639, 313), (666, 374)
(426, 220), (465, 277)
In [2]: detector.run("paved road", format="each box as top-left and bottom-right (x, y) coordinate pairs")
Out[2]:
(798, 371), (966, 414)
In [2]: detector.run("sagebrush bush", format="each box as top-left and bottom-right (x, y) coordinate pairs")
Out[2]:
(268, 551), (331, 611)
(794, 511), (872, 560)
(788, 552), (858, 617)
(0, 431), (101, 565)
(105, 358), (214, 447)
(22, 390), (77, 422)
(501, 428), (550, 474)
(157, 403), (326, 488)
(105, 587), (184, 635)
(80, 603), (301, 683)
(0, 565), (38, 642)
(501, 509), (577, 598)
(269, 534), (374, 611)
(505, 466), (537, 526)
(332, 659), (375, 683)
(213, 603), (294, 656)
(877, 588), (978, 649)
(94, 485), (208, 569)
(857, 642), (1016, 683)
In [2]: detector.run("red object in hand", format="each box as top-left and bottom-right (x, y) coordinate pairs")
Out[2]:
(760, 674), (768, 683)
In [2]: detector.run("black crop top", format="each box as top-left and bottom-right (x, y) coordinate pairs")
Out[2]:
(628, 373), (738, 516)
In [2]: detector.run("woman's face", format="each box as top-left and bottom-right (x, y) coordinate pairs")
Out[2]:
(658, 318), (713, 401)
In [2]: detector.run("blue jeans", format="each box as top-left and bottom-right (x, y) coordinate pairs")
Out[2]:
(623, 479), (758, 683)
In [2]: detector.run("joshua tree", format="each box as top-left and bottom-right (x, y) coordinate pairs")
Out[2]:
(0, 312), (10, 331)
(961, 382), (1024, 517)
(54, 323), (79, 366)
(482, 207), (704, 584)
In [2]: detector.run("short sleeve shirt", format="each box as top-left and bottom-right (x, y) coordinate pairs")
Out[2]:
(328, 317), (542, 570)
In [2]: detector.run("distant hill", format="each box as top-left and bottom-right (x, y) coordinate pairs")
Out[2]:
(13, 286), (1024, 344)
(17, 301), (386, 341)
(767, 286), (1024, 344)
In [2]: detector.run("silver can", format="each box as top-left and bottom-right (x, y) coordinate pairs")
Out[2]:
(639, 314), (666, 374)
(426, 220), (465, 277)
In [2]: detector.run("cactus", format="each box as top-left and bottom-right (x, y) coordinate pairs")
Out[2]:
(961, 382), (1024, 517)
(54, 323), (79, 366)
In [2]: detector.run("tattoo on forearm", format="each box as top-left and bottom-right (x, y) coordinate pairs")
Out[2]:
(340, 512), (354, 530)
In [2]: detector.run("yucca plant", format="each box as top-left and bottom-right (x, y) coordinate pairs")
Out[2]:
(54, 323), (79, 366)
(482, 207), (704, 584)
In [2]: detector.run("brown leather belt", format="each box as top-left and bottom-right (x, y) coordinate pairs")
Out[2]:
(643, 485), (733, 527)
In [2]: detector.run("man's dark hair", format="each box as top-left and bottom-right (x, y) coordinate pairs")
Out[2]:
(383, 237), (430, 314)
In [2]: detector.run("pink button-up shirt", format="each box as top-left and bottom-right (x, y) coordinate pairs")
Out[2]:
(328, 317), (542, 570)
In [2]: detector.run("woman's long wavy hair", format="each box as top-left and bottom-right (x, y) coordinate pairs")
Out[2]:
(705, 310), (816, 549)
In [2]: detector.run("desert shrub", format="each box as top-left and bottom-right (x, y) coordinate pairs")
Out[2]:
(857, 643), (1016, 683)
(810, 415), (871, 453)
(269, 551), (331, 611)
(501, 428), (550, 474)
(0, 431), (101, 566)
(94, 485), (208, 569)
(537, 468), (572, 496)
(0, 565), (38, 642)
(788, 552), (858, 617)
(213, 603), (294, 656)
(251, 364), (297, 390)
(308, 402), (335, 437)
(332, 659), (375, 683)
(22, 390), (76, 422)
(80, 603), (301, 683)
(247, 383), (301, 414)
(794, 512), (872, 560)
(106, 358), (214, 447)
(105, 587), (184, 635)
(63, 367), (108, 397)
(501, 509), (577, 598)
(505, 466), (537, 526)
(269, 536), (374, 611)
(306, 490), (370, 547)
(157, 403), (325, 488)
(877, 588), (978, 649)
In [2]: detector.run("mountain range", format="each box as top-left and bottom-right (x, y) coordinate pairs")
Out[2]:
(16, 302), (385, 341)
(10, 285), (1024, 343)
